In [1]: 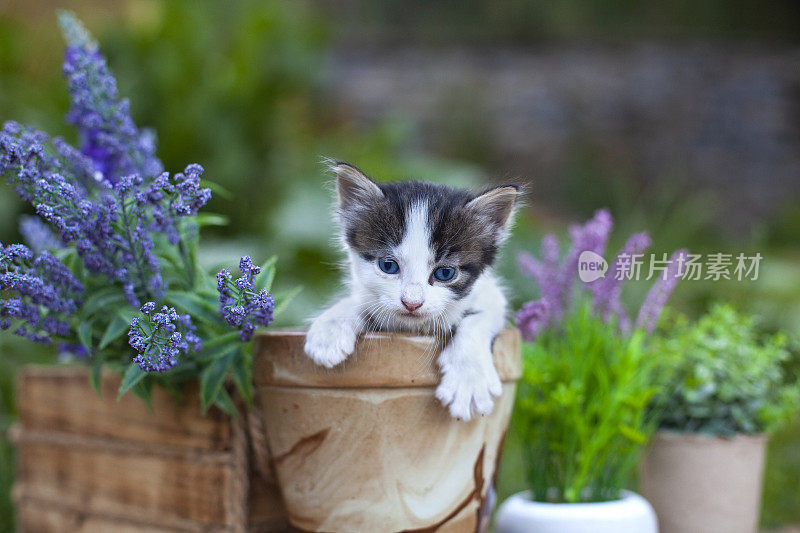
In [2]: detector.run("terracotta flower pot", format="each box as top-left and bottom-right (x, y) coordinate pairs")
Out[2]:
(639, 430), (767, 533)
(253, 329), (521, 532)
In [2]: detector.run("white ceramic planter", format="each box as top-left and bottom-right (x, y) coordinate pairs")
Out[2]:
(495, 490), (658, 533)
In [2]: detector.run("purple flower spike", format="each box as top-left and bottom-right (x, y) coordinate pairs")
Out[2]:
(216, 257), (275, 342)
(516, 299), (550, 342)
(516, 208), (685, 339)
(59, 11), (162, 184)
(128, 303), (200, 373)
(19, 216), (61, 254)
(635, 249), (689, 333)
(590, 231), (652, 319)
(553, 209), (614, 321)
(0, 243), (83, 344)
(517, 251), (543, 284)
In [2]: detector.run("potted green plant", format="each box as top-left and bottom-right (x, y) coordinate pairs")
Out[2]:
(497, 302), (659, 533)
(0, 9), (298, 416)
(497, 210), (686, 533)
(640, 304), (799, 533)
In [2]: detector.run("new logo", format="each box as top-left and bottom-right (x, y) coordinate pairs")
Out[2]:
(578, 251), (608, 283)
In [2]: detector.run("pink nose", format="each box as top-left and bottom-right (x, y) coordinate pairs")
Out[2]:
(402, 299), (423, 312)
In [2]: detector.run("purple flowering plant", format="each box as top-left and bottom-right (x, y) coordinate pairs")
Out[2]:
(0, 13), (296, 413)
(515, 208), (688, 341)
(512, 210), (688, 502)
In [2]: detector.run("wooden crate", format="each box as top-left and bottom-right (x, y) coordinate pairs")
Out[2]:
(12, 366), (287, 533)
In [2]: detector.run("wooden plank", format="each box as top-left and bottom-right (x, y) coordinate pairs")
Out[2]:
(16, 499), (189, 533)
(18, 366), (231, 451)
(247, 465), (288, 532)
(16, 435), (235, 528)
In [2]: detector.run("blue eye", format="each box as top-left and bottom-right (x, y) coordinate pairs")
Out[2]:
(378, 257), (399, 274)
(433, 266), (456, 282)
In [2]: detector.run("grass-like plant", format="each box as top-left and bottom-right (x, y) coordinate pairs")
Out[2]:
(651, 304), (799, 436)
(514, 300), (659, 503)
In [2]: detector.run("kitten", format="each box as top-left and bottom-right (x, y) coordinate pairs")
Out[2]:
(305, 161), (518, 421)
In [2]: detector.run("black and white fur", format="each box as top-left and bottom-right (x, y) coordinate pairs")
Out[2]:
(305, 161), (518, 421)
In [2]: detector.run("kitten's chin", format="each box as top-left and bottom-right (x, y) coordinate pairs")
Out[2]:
(397, 310), (426, 321)
(393, 310), (441, 331)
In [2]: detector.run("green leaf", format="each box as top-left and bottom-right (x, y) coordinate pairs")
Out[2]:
(194, 331), (240, 362)
(200, 179), (232, 200)
(273, 286), (302, 317)
(89, 357), (104, 398)
(254, 256), (277, 292)
(99, 310), (137, 350)
(194, 213), (229, 227)
(618, 424), (646, 444)
(117, 363), (147, 400)
(164, 291), (220, 326)
(231, 348), (253, 405)
(214, 388), (238, 417)
(59, 248), (81, 276)
(157, 246), (185, 271)
(80, 288), (127, 320)
(131, 379), (154, 410)
(78, 320), (94, 351)
(200, 347), (236, 412)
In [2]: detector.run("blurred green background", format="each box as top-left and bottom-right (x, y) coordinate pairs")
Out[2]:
(1, 0), (799, 530)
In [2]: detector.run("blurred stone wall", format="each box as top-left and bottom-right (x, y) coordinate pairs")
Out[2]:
(324, 44), (800, 229)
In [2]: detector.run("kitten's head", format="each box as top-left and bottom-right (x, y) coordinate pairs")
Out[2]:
(330, 161), (518, 328)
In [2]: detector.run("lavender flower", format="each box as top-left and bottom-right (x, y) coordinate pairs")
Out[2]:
(517, 235), (560, 290)
(57, 343), (89, 359)
(26, 172), (153, 305)
(553, 209), (612, 318)
(111, 175), (163, 304)
(590, 231), (652, 327)
(517, 209), (612, 327)
(0, 16), (214, 307)
(0, 245), (83, 313)
(0, 13), (283, 410)
(59, 11), (162, 184)
(19, 216), (61, 254)
(516, 299), (550, 342)
(52, 136), (106, 190)
(128, 303), (200, 372)
(217, 256), (275, 341)
(1, 298), (40, 333)
(635, 249), (689, 333)
(0, 243), (83, 344)
(516, 210), (686, 340)
(144, 165), (211, 245)
(0, 122), (62, 202)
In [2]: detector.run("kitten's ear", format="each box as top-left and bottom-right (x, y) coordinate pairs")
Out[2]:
(329, 160), (383, 209)
(466, 185), (519, 237)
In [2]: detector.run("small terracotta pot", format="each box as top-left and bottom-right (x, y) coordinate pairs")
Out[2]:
(639, 430), (767, 533)
(252, 329), (521, 532)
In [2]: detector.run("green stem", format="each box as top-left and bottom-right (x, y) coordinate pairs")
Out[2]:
(118, 196), (154, 302)
(177, 237), (196, 289)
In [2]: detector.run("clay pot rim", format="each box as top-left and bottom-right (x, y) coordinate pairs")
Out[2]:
(653, 429), (767, 444)
(256, 329), (499, 342)
(253, 329), (522, 387)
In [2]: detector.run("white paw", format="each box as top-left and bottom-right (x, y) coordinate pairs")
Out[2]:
(304, 316), (358, 368)
(435, 347), (502, 421)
